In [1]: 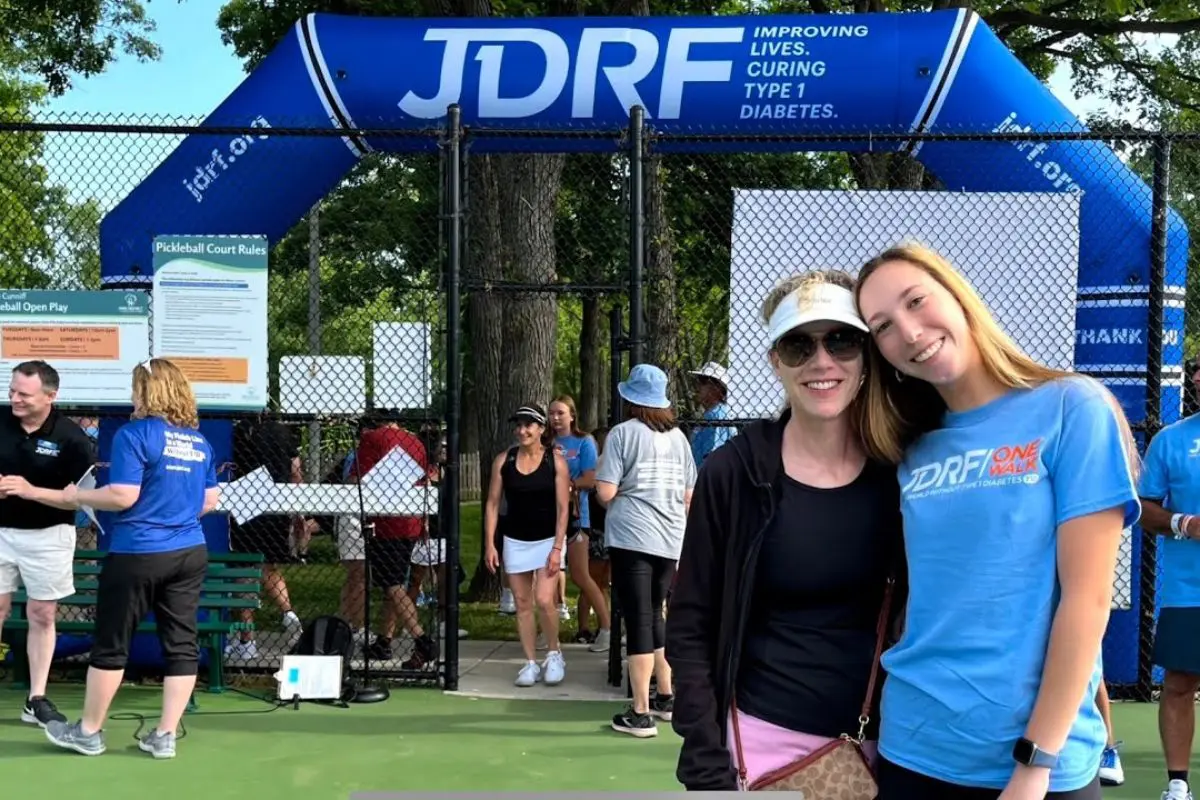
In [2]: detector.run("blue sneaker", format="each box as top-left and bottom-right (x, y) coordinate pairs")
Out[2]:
(1099, 741), (1124, 786)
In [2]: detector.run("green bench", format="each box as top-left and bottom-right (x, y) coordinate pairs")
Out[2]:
(5, 550), (265, 694)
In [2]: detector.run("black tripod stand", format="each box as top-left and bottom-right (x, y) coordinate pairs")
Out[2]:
(345, 458), (389, 704)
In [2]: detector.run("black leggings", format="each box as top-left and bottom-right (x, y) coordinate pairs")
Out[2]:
(90, 545), (207, 677)
(609, 546), (675, 655)
(876, 757), (1102, 800)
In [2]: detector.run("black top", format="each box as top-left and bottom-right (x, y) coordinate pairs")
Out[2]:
(0, 407), (95, 529)
(664, 410), (907, 791)
(734, 462), (898, 740)
(588, 490), (606, 533)
(500, 446), (558, 543)
(232, 418), (298, 482)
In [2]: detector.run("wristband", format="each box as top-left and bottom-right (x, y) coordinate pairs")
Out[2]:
(1173, 513), (1193, 540)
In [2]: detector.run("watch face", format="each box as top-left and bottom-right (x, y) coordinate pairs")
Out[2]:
(1013, 739), (1035, 763)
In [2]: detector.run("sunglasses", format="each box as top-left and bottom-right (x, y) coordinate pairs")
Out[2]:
(775, 327), (866, 368)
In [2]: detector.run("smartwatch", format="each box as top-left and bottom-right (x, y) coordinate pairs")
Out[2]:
(1012, 738), (1058, 769)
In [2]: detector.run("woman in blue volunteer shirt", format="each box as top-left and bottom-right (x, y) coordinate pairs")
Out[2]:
(548, 394), (611, 651)
(854, 243), (1140, 800)
(39, 358), (220, 760)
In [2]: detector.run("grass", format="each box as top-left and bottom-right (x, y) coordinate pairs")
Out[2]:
(275, 502), (588, 642)
(0, 684), (1189, 798)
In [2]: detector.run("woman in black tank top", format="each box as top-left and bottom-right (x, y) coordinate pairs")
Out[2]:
(483, 404), (571, 688)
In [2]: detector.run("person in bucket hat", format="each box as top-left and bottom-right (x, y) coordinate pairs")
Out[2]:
(687, 361), (736, 467)
(596, 363), (697, 738)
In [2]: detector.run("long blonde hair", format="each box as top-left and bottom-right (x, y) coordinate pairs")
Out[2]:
(131, 358), (199, 429)
(763, 269), (874, 445)
(854, 242), (1139, 477)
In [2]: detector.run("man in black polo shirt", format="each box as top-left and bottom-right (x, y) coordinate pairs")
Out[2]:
(0, 361), (94, 728)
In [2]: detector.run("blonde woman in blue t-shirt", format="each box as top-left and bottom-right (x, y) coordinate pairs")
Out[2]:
(854, 243), (1140, 800)
(29, 359), (220, 761)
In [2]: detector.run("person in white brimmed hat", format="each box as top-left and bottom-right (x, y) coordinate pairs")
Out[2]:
(595, 363), (698, 738)
(687, 361), (737, 467)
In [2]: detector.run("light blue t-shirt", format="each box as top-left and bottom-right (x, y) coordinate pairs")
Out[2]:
(556, 433), (597, 529)
(1139, 414), (1200, 608)
(691, 402), (737, 467)
(880, 377), (1139, 792)
(108, 417), (217, 554)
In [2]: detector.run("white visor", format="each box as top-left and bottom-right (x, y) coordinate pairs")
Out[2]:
(766, 282), (869, 346)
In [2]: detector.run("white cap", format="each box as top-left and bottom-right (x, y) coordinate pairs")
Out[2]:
(766, 282), (869, 346)
(688, 361), (729, 389)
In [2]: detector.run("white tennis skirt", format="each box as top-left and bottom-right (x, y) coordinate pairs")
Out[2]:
(503, 535), (556, 575)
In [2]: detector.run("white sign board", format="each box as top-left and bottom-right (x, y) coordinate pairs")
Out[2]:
(373, 322), (431, 411)
(280, 355), (366, 415)
(0, 290), (149, 406)
(727, 190), (1081, 419)
(151, 235), (269, 411)
(218, 445), (437, 523)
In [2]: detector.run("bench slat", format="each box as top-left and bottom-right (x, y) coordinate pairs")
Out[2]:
(64, 579), (261, 594)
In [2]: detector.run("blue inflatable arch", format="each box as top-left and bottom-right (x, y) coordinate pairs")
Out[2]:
(98, 8), (1187, 682)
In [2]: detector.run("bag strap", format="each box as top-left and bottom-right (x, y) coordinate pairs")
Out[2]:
(729, 574), (895, 784)
(854, 575), (896, 742)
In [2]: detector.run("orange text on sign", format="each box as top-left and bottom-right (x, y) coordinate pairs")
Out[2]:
(168, 357), (249, 384)
(2, 326), (120, 360)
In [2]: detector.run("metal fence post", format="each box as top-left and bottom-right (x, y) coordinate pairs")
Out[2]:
(1139, 134), (1171, 699)
(608, 304), (626, 688)
(442, 104), (464, 692)
(628, 105), (645, 367)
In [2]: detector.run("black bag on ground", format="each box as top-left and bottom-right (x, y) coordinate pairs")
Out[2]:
(290, 615), (354, 662)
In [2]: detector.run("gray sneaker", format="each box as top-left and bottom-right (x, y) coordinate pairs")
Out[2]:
(138, 728), (176, 759)
(45, 720), (106, 756)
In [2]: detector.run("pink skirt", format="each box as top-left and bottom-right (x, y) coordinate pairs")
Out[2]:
(726, 707), (879, 788)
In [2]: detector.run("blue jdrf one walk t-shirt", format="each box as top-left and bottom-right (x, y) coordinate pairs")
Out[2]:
(879, 376), (1140, 792)
(107, 417), (217, 554)
(1138, 413), (1200, 608)
(556, 433), (597, 529)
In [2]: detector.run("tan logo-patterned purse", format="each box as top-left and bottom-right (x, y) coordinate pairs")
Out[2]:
(730, 578), (894, 798)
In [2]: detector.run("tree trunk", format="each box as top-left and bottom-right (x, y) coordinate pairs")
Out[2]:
(849, 152), (927, 190)
(464, 155), (506, 602)
(497, 153), (566, 418)
(642, 156), (683, 400)
(579, 293), (601, 431)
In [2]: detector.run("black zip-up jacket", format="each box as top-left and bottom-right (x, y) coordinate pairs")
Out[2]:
(665, 410), (906, 791)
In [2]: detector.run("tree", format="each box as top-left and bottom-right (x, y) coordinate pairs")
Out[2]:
(0, 0), (164, 96)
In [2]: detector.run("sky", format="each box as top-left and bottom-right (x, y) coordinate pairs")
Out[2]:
(33, 1), (1120, 209)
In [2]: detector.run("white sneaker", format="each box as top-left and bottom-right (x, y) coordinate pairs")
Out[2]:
(223, 640), (258, 661)
(558, 603), (571, 620)
(499, 590), (516, 615)
(588, 628), (611, 652)
(1164, 779), (1194, 800)
(1098, 743), (1124, 786)
(515, 660), (541, 687)
(543, 650), (566, 686)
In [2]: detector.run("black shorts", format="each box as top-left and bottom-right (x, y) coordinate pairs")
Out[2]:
(230, 515), (294, 565)
(588, 528), (609, 562)
(1154, 606), (1200, 675)
(89, 544), (208, 676)
(370, 537), (415, 591)
(876, 757), (1101, 799)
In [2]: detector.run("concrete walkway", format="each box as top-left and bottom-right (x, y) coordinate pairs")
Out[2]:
(447, 639), (628, 702)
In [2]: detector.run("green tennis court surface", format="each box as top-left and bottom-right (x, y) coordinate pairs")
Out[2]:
(0, 685), (1188, 798)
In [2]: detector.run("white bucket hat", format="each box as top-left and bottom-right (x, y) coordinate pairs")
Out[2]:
(687, 361), (729, 390)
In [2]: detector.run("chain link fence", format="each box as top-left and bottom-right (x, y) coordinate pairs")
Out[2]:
(0, 110), (1194, 701)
